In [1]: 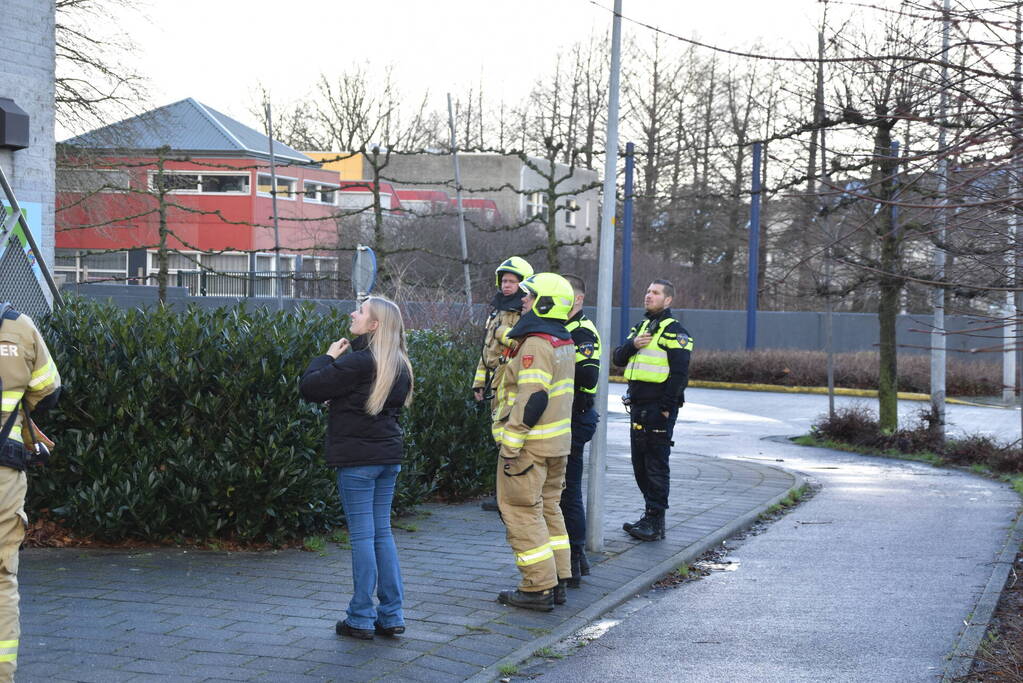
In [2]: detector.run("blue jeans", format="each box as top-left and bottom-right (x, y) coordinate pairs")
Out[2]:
(336, 464), (404, 630)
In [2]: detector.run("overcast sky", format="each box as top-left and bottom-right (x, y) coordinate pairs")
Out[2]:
(77, 0), (837, 139)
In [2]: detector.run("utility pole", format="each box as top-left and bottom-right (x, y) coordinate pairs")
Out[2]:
(265, 102), (284, 312)
(931, 0), (950, 435)
(586, 0), (623, 554)
(447, 93), (473, 307)
(620, 142), (635, 346)
(817, 0), (836, 418)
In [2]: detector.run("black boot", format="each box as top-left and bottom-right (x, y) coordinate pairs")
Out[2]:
(626, 510), (664, 542)
(498, 588), (555, 612)
(578, 548), (590, 576)
(622, 511), (649, 533)
(568, 548), (582, 588)
(553, 580), (567, 605)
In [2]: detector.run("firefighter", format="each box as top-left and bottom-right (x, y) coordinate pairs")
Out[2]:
(492, 273), (575, 612)
(559, 275), (600, 587)
(612, 280), (692, 542)
(0, 303), (60, 682)
(473, 256), (533, 512)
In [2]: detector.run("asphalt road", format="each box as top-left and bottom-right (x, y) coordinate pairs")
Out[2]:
(526, 388), (1021, 682)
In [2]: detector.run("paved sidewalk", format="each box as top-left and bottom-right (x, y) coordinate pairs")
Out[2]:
(16, 409), (797, 682)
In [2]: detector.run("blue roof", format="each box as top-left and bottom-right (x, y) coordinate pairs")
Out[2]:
(60, 98), (310, 163)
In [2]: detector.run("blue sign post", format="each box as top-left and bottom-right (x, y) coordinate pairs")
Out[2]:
(745, 142), (762, 350)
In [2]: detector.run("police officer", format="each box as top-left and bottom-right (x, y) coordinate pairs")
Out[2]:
(492, 273), (575, 611)
(0, 303), (60, 681)
(612, 280), (692, 542)
(559, 275), (599, 587)
(473, 257), (533, 512)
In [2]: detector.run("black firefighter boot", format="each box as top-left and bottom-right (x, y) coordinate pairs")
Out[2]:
(553, 579), (568, 605)
(498, 588), (555, 612)
(626, 509), (665, 542)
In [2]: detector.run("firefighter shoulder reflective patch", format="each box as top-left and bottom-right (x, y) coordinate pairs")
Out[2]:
(521, 355), (534, 369)
(578, 342), (595, 358)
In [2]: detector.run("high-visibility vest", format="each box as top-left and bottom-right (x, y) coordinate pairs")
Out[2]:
(623, 317), (691, 383)
(565, 316), (601, 395)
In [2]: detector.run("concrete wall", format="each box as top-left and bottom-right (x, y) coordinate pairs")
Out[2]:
(0, 0), (55, 264)
(63, 284), (1004, 363)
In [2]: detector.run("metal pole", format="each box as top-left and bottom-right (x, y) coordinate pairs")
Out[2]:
(620, 142), (635, 346)
(447, 93), (473, 307)
(931, 0), (950, 433)
(265, 102), (284, 312)
(1006, 5), (1021, 405)
(586, 0), (623, 554)
(818, 1), (834, 418)
(746, 142), (762, 350)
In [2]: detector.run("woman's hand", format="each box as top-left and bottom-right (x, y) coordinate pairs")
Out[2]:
(327, 338), (351, 359)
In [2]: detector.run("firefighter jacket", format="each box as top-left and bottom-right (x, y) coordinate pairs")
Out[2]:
(0, 308), (61, 469)
(491, 312), (575, 459)
(612, 308), (692, 411)
(565, 311), (600, 414)
(473, 290), (525, 391)
(299, 335), (412, 468)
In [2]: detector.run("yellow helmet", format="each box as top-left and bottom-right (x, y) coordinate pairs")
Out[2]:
(519, 273), (574, 321)
(494, 256), (534, 288)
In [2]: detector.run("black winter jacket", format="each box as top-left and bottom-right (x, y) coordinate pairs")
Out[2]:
(299, 341), (412, 468)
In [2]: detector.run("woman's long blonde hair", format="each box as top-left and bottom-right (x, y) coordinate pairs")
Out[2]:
(363, 296), (414, 415)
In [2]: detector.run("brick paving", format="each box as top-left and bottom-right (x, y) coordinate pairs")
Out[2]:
(16, 409), (796, 682)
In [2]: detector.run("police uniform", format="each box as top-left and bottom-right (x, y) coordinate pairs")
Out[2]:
(492, 274), (575, 611)
(560, 311), (600, 585)
(0, 305), (60, 681)
(612, 308), (692, 541)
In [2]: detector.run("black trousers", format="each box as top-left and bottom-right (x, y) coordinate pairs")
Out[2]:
(629, 402), (678, 513)
(560, 408), (598, 548)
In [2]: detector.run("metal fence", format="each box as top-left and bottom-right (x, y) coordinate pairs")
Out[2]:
(173, 270), (349, 300)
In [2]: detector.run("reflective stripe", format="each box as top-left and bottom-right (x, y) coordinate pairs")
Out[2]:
(516, 543), (554, 567)
(29, 359), (57, 389)
(502, 430), (526, 448)
(474, 367), (486, 383)
(526, 418), (571, 441)
(549, 535), (570, 551)
(518, 369), (552, 388)
(0, 654), (15, 662)
(0, 391), (21, 412)
(0, 638), (17, 662)
(548, 378), (573, 398)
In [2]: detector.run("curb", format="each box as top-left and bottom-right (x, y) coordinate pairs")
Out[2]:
(468, 465), (806, 683)
(942, 507), (1023, 681)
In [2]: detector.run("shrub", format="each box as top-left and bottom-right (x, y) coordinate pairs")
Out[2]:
(30, 296), (493, 545)
(690, 349), (1002, 397)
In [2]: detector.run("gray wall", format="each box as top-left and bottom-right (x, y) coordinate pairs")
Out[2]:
(0, 0), (55, 265)
(64, 284), (1002, 361)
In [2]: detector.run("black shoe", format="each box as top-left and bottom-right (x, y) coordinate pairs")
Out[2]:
(336, 620), (374, 640)
(622, 512), (648, 533)
(481, 497), (499, 511)
(627, 512), (665, 542)
(374, 621), (405, 637)
(553, 580), (567, 605)
(578, 549), (591, 576)
(497, 588), (555, 612)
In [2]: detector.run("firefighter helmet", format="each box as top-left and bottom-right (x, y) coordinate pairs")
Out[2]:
(519, 273), (574, 321)
(494, 256), (534, 288)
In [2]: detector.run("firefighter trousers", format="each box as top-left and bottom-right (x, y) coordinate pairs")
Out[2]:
(496, 449), (570, 592)
(0, 467), (26, 683)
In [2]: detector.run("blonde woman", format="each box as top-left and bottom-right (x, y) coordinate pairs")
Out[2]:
(300, 296), (414, 640)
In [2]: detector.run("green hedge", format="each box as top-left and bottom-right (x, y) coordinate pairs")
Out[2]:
(29, 297), (493, 545)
